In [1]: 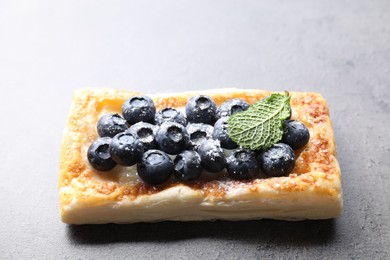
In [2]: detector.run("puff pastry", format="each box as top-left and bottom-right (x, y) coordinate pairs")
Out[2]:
(59, 88), (342, 224)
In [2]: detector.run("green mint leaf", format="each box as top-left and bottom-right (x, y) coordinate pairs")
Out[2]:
(227, 92), (291, 150)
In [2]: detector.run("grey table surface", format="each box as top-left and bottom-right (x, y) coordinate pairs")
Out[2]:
(1, 0), (389, 259)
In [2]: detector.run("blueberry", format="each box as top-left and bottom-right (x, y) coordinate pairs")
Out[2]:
(258, 143), (295, 177)
(216, 99), (250, 119)
(212, 117), (238, 149)
(156, 122), (189, 155)
(87, 137), (116, 171)
(127, 122), (158, 151)
(198, 139), (226, 172)
(155, 108), (187, 126)
(174, 150), (203, 182)
(109, 132), (143, 166)
(186, 123), (214, 150)
(137, 150), (173, 185)
(282, 120), (310, 150)
(185, 95), (217, 124)
(227, 148), (260, 180)
(96, 113), (129, 138)
(122, 96), (156, 124)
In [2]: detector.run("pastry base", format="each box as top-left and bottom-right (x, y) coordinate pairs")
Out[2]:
(59, 88), (342, 224)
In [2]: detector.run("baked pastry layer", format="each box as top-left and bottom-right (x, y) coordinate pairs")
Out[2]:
(59, 88), (342, 224)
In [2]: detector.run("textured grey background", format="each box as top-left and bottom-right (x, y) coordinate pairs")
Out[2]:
(0, 0), (389, 259)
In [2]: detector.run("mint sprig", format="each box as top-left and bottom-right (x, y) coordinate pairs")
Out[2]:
(227, 92), (291, 150)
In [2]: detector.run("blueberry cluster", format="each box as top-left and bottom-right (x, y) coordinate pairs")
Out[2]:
(87, 95), (310, 185)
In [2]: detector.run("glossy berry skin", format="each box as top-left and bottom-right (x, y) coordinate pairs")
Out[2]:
(122, 96), (156, 124)
(185, 95), (217, 124)
(216, 98), (250, 119)
(212, 117), (238, 149)
(282, 120), (310, 150)
(198, 139), (227, 172)
(97, 113), (129, 138)
(156, 122), (189, 155)
(87, 137), (117, 171)
(174, 150), (203, 182)
(186, 123), (214, 150)
(127, 122), (158, 151)
(258, 143), (295, 177)
(137, 150), (173, 185)
(227, 148), (260, 180)
(155, 108), (187, 126)
(109, 132), (143, 166)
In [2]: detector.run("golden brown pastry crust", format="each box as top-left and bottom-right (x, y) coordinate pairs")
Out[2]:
(59, 88), (342, 224)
